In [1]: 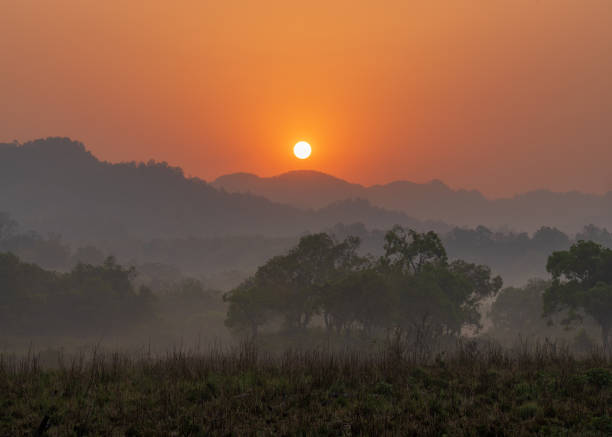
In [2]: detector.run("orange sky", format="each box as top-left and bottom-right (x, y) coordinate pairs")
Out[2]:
(2, 1), (612, 197)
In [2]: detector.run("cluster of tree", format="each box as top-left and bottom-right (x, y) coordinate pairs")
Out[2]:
(330, 223), (612, 286)
(0, 211), (99, 271)
(543, 240), (612, 347)
(489, 279), (553, 342)
(576, 224), (612, 248)
(330, 224), (588, 286)
(224, 227), (503, 341)
(443, 225), (571, 285)
(0, 243), (229, 348)
(3, 220), (611, 350)
(0, 211), (253, 292)
(6, 199), (612, 294)
(225, 227), (612, 349)
(487, 240), (612, 348)
(487, 279), (597, 350)
(96, 223), (612, 289)
(0, 253), (153, 337)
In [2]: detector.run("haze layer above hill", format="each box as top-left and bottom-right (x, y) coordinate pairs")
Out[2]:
(213, 171), (612, 233)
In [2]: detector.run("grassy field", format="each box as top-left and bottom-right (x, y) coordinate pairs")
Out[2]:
(1, 341), (612, 436)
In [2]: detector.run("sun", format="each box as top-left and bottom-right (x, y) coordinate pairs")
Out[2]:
(293, 141), (312, 159)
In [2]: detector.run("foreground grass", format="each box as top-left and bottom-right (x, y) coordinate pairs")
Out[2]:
(1, 342), (612, 436)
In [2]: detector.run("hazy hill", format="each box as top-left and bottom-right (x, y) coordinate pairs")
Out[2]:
(0, 138), (441, 241)
(213, 172), (612, 233)
(213, 170), (363, 210)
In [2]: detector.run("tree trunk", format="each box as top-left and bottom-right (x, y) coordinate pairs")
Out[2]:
(602, 322), (610, 350)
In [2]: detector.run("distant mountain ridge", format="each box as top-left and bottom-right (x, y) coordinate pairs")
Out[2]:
(214, 171), (364, 211)
(0, 138), (443, 242)
(213, 171), (612, 233)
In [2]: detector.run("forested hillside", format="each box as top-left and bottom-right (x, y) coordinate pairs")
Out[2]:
(0, 138), (441, 241)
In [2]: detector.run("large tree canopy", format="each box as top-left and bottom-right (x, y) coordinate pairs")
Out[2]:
(380, 226), (502, 338)
(225, 227), (502, 341)
(0, 253), (152, 336)
(490, 279), (554, 342)
(543, 240), (612, 346)
(224, 233), (364, 336)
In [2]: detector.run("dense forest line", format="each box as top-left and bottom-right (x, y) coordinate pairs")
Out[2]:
(2, 138), (612, 354)
(224, 227), (611, 349)
(224, 228), (503, 342)
(0, 213), (229, 350)
(3, 209), (612, 289)
(2, 223), (611, 353)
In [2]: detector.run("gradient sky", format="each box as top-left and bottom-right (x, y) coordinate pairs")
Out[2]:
(2, 1), (612, 197)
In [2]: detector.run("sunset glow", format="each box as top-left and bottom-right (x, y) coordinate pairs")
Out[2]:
(2, 3), (612, 430)
(2, 1), (612, 196)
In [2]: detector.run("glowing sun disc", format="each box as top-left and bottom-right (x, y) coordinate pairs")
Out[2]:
(293, 141), (312, 159)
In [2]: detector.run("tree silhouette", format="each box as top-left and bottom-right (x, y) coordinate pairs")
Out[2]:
(224, 228), (502, 341)
(544, 240), (612, 346)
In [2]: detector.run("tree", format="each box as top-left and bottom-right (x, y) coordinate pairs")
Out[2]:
(532, 226), (570, 252)
(1, 231), (70, 271)
(224, 277), (274, 338)
(69, 256), (135, 297)
(447, 260), (503, 331)
(543, 240), (612, 347)
(224, 228), (502, 341)
(322, 267), (390, 334)
(62, 256), (151, 332)
(489, 279), (552, 341)
(0, 253), (152, 336)
(576, 225), (612, 248)
(224, 233), (364, 335)
(381, 226), (502, 339)
(381, 226), (447, 274)
(0, 252), (60, 328)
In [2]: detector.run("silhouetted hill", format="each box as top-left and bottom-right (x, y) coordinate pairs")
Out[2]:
(0, 138), (441, 241)
(213, 172), (612, 233)
(213, 171), (363, 210)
